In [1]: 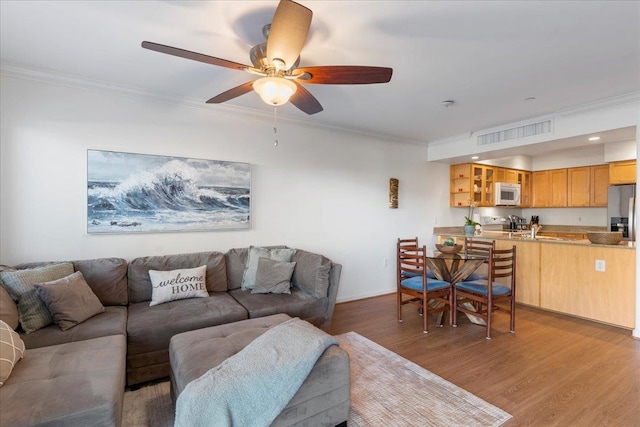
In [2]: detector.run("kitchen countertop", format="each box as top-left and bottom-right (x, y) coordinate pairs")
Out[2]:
(434, 228), (636, 249)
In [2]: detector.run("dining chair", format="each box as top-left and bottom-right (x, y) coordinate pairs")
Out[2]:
(463, 238), (495, 281)
(452, 245), (516, 339)
(397, 244), (452, 333)
(398, 237), (436, 279)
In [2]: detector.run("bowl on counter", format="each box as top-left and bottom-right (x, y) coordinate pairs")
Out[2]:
(436, 244), (462, 254)
(586, 232), (623, 245)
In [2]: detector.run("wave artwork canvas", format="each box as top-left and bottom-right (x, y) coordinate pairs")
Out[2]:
(87, 150), (250, 233)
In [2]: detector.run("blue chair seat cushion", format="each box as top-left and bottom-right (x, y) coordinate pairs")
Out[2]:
(464, 272), (488, 281)
(401, 276), (450, 292)
(402, 269), (436, 279)
(455, 280), (511, 296)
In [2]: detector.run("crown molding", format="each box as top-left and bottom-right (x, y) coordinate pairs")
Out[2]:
(555, 91), (640, 117)
(0, 62), (425, 147)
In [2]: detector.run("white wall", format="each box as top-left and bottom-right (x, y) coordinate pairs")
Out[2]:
(0, 74), (446, 302)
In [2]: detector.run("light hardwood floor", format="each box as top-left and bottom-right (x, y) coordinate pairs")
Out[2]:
(326, 294), (640, 426)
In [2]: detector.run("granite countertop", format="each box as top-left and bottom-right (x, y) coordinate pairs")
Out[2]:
(434, 227), (635, 250)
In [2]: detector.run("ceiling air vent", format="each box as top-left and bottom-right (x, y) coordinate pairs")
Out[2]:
(477, 119), (552, 146)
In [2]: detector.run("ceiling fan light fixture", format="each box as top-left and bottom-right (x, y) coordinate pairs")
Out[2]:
(253, 76), (297, 106)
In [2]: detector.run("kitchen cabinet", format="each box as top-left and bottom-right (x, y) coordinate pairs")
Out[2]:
(609, 160), (636, 184)
(450, 163), (472, 207)
(532, 169), (567, 207)
(518, 171), (531, 207)
(567, 167), (590, 206)
(590, 164), (609, 206)
(472, 164), (496, 206)
(539, 243), (635, 328)
(567, 165), (608, 207)
(450, 163), (496, 207)
(496, 168), (518, 184)
(495, 240), (540, 306)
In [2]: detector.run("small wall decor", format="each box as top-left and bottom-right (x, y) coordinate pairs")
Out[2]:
(87, 150), (250, 233)
(389, 178), (399, 209)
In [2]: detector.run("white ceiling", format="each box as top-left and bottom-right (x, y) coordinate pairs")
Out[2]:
(1, 1), (639, 148)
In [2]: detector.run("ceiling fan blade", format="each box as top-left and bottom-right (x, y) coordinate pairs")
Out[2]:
(206, 81), (255, 104)
(296, 66), (393, 84)
(267, 0), (312, 70)
(290, 82), (323, 115)
(142, 41), (249, 71)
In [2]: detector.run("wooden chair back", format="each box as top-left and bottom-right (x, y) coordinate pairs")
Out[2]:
(453, 244), (516, 339)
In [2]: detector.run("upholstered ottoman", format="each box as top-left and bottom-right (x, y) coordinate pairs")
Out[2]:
(169, 314), (350, 426)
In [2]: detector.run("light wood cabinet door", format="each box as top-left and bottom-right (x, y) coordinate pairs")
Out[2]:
(518, 171), (531, 207)
(495, 240), (540, 306)
(567, 167), (590, 207)
(590, 164), (609, 206)
(549, 169), (567, 207)
(539, 243), (635, 328)
(531, 171), (549, 207)
(532, 169), (567, 207)
(505, 169), (518, 184)
(609, 160), (636, 185)
(471, 165), (495, 206)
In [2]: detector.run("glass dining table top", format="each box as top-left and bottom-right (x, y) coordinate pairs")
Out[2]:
(425, 251), (489, 284)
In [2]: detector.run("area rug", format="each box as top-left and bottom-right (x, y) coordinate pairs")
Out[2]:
(122, 332), (511, 426)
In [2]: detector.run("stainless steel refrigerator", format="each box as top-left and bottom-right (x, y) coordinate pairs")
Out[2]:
(608, 184), (636, 241)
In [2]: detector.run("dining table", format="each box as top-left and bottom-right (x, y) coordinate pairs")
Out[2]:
(425, 250), (489, 285)
(425, 250), (490, 325)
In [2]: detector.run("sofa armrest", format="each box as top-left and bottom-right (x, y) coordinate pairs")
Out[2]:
(324, 263), (342, 328)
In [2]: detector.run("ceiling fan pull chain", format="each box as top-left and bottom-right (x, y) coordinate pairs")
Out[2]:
(273, 107), (279, 147)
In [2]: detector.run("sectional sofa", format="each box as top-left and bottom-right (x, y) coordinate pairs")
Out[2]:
(0, 246), (342, 426)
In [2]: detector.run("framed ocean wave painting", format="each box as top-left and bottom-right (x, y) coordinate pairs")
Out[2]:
(87, 150), (250, 233)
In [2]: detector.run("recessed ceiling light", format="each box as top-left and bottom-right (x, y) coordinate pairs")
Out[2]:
(524, 97), (536, 102)
(471, 156), (479, 160)
(588, 136), (601, 141)
(441, 100), (455, 108)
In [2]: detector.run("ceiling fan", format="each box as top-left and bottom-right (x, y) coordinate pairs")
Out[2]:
(142, 0), (393, 115)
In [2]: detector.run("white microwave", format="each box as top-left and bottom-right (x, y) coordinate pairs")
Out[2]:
(495, 182), (521, 206)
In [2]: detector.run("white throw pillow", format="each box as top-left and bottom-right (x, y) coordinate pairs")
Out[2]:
(148, 265), (208, 307)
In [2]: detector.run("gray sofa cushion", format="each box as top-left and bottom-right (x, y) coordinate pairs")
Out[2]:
(128, 252), (228, 303)
(0, 335), (126, 427)
(225, 247), (249, 290)
(20, 306), (127, 350)
(126, 292), (248, 385)
(229, 288), (328, 327)
(291, 250), (332, 299)
(73, 258), (128, 306)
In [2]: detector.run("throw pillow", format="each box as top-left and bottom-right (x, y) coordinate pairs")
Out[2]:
(148, 265), (208, 307)
(34, 271), (105, 331)
(291, 250), (332, 299)
(241, 247), (296, 290)
(252, 258), (297, 295)
(0, 263), (75, 334)
(0, 319), (25, 386)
